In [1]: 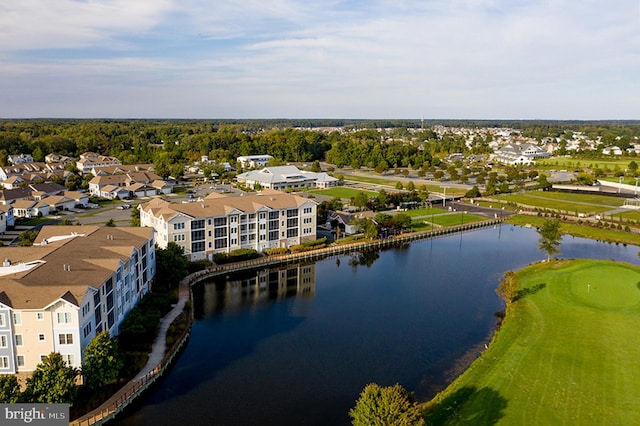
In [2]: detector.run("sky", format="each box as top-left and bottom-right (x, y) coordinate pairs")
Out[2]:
(1, 0), (639, 120)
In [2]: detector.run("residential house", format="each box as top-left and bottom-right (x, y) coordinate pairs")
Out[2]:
(237, 155), (274, 169)
(7, 154), (34, 165)
(602, 146), (623, 156)
(76, 152), (122, 175)
(0, 225), (155, 376)
(139, 189), (317, 261)
(11, 200), (50, 219)
(0, 205), (15, 228)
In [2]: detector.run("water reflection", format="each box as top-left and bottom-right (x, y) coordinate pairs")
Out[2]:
(194, 264), (316, 318)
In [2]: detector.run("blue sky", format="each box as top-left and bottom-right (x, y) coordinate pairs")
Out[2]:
(1, 0), (639, 119)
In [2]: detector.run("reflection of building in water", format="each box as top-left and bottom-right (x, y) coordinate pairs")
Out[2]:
(201, 264), (316, 314)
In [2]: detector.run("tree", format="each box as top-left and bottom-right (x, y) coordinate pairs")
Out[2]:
(465, 185), (481, 198)
(310, 160), (322, 172)
(155, 242), (190, 290)
(82, 331), (123, 390)
(23, 353), (78, 405)
(131, 207), (141, 227)
(496, 270), (518, 307)
(395, 181), (403, 190)
(105, 218), (116, 227)
(352, 191), (369, 211)
(349, 383), (425, 426)
(0, 375), (21, 403)
(18, 230), (39, 246)
(406, 181), (415, 192)
(537, 219), (562, 261)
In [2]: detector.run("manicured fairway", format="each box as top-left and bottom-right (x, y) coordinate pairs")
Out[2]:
(426, 259), (640, 425)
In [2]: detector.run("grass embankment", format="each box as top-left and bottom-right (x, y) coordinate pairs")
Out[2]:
(425, 259), (640, 425)
(537, 157), (635, 170)
(340, 173), (468, 195)
(308, 187), (378, 199)
(506, 215), (640, 246)
(495, 192), (620, 215)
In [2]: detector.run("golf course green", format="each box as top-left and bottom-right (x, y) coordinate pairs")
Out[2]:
(426, 259), (640, 425)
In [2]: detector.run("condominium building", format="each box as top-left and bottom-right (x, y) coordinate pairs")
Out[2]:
(0, 225), (155, 375)
(139, 189), (317, 261)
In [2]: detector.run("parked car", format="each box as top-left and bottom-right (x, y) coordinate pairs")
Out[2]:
(116, 203), (131, 210)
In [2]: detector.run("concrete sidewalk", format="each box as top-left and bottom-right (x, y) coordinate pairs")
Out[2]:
(133, 284), (190, 381)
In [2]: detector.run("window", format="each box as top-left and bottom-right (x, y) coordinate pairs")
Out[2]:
(191, 230), (205, 241)
(82, 303), (91, 317)
(191, 241), (205, 253)
(0, 314), (4, 327)
(40, 355), (46, 362)
(59, 334), (73, 345)
(12, 313), (21, 325)
(0, 357), (8, 369)
(0, 336), (6, 348)
(214, 217), (227, 226)
(173, 222), (185, 230)
(15, 335), (22, 346)
(83, 323), (92, 339)
(36, 312), (44, 321)
(192, 219), (205, 229)
(16, 355), (24, 367)
(38, 334), (45, 342)
(57, 312), (72, 324)
(62, 354), (74, 366)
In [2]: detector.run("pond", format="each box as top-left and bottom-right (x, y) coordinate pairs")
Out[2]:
(115, 225), (639, 426)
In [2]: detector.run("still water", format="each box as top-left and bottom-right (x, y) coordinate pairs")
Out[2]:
(116, 226), (639, 426)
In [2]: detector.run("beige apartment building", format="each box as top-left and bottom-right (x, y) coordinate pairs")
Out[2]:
(0, 225), (155, 375)
(139, 189), (317, 261)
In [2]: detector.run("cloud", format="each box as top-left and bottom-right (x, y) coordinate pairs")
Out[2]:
(1, 0), (639, 118)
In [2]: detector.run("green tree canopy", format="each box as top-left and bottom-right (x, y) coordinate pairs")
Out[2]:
(496, 270), (518, 308)
(82, 331), (123, 390)
(349, 383), (425, 426)
(537, 219), (562, 261)
(155, 242), (190, 290)
(24, 353), (78, 405)
(0, 375), (21, 403)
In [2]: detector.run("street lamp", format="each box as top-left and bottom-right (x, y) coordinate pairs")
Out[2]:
(441, 186), (447, 208)
(618, 176), (623, 193)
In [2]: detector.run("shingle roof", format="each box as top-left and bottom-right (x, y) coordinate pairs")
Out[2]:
(0, 226), (152, 309)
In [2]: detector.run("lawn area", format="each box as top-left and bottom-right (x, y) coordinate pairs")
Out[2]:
(402, 207), (445, 218)
(494, 192), (620, 214)
(506, 215), (640, 245)
(427, 212), (486, 227)
(425, 259), (640, 425)
(341, 173), (468, 196)
(308, 187), (377, 199)
(537, 157), (635, 170)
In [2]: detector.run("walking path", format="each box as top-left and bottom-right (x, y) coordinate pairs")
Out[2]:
(133, 284), (189, 381)
(70, 283), (191, 426)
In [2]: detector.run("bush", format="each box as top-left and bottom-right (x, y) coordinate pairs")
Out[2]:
(264, 248), (289, 256)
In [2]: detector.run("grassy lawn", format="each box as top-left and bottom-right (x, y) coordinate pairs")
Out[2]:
(426, 259), (640, 425)
(402, 207), (446, 218)
(506, 215), (640, 245)
(341, 174), (468, 196)
(308, 187), (377, 199)
(428, 212), (486, 227)
(494, 192), (620, 214)
(537, 157), (635, 170)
